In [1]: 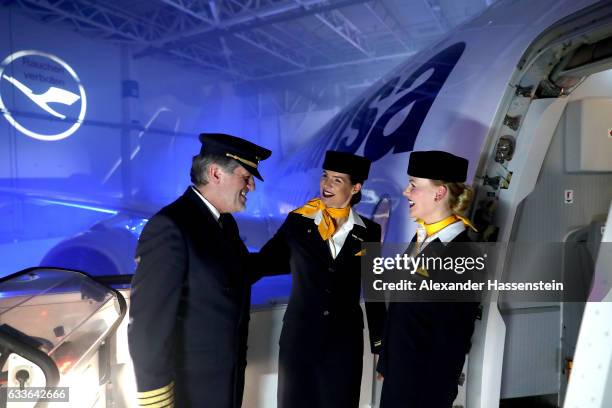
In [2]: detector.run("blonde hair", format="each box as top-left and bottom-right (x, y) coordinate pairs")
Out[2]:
(431, 180), (473, 215)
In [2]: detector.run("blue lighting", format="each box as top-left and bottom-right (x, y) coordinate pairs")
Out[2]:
(103, 216), (149, 237)
(35, 199), (119, 215)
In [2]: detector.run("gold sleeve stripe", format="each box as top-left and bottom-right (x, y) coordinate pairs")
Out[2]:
(137, 382), (174, 399)
(374, 340), (382, 346)
(138, 395), (174, 408)
(139, 389), (173, 404)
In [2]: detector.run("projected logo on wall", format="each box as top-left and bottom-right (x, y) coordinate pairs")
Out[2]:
(0, 50), (87, 141)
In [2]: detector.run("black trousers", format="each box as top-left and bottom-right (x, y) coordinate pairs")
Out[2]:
(174, 350), (247, 408)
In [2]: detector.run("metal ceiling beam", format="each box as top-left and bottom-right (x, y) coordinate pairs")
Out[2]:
(315, 10), (370, 56)
(15, 0), (155, 43)
(295, 0), (371, 57)
(162, 0), (307, 70)
(423, 0), (450, 32)
(250, 50), (415, 81)
(154, 0), (369, 46)
(234, 28), (306, 68)
(156, 0), (320, 45)
(7, 0), (433, 86)
(159, 0), (215, 25)
(14, 0), (245, 78)
(208, 0), (220, 24)
(70, 0), (174, 42)
(269, 24), (333, 64)
(363, 2), (412, 52)
(13, 0), (186, 43)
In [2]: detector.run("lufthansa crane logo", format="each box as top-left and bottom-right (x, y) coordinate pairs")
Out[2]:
(0, 50), (87, 141)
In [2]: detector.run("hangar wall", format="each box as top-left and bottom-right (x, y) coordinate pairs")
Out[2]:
(0, 5), (338, 277)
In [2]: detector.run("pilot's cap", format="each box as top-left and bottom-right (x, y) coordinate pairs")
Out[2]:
(408, 150), (468, 182)
(199, 133), (271, 181)
(323, 150), (371, 181)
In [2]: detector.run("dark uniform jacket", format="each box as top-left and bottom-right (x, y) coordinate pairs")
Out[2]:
(128, 187), (251, 408)
(377, 228), (480, 408)
(253, 211), (386, 408)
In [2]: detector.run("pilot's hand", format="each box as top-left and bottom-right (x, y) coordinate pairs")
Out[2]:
(376, 372), (384, 381)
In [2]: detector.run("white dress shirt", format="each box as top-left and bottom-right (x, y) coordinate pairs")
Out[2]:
(191, 186), (220, 221)
(309, 208), (366, 259)
(414, 220), (466, 254)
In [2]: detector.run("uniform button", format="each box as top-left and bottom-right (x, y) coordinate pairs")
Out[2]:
(323, 310), (330, 316)
(328, 267), (335, 273)
(325, 289), (331, 294)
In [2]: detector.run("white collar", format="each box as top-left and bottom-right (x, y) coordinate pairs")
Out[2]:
(310, 207), (366, 230)
(419, 220), (466, 244)
(191, 186), (220, 221)
(350, 209), (367, 229)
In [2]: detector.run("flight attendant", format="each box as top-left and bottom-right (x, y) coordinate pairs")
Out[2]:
(377, 150), (480, 408)
(253, 150), (386, 408)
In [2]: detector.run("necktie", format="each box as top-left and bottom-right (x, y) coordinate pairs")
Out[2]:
(218, 213), (234, 234)
(292, 198), (350, 241)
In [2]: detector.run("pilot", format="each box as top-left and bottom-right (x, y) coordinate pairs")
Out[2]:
(128, 133), (271, 408)
(377, 150), (480, 408)
(251, 150), (386, 408)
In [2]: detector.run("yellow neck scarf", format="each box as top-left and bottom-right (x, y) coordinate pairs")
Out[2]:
(292, 198), (350, 241)
(416, 214), (478, 237)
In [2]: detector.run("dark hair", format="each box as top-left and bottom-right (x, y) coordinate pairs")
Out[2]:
(190, 153), (241, 186)
(347, 175), (364, 206)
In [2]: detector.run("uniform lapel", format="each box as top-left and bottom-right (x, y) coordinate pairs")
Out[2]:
(297, 216), (333, 262)
(185, 187), (224, 233)
(219, 213), (247, 255)
(334, 219), (366, 264)
(412, 235), (442, 256)
(185, 187), (245, 251)
(185, 188), (245, 285)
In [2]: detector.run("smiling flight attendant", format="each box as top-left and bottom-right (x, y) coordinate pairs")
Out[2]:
(253, 150), (386, 408)
(377, 150), (480, 408)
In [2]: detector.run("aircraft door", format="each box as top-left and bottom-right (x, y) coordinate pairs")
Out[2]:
(559, 215), (607, 405)
(563, 201), (612, 407)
